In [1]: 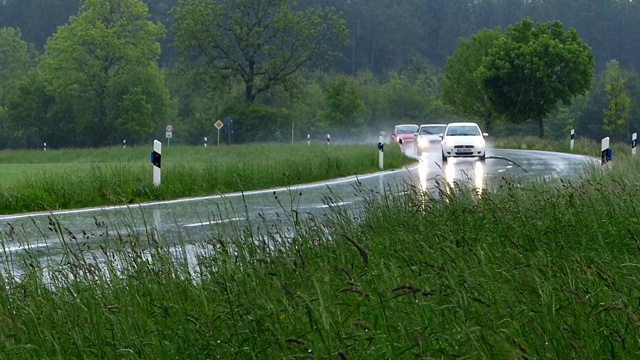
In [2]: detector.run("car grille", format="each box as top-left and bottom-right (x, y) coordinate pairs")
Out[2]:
(454, 145), (474, 149)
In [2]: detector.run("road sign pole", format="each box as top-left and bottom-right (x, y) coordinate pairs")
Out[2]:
(165, 124), (174, 146)
(214, 119), (224, 146)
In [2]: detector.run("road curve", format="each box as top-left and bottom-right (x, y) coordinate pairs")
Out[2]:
(0, 148), (597, 258)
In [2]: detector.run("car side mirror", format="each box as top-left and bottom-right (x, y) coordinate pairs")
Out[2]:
(438, 134), (444, 139)
(482, 133), (489, 137)
(414, 132), (419, 136)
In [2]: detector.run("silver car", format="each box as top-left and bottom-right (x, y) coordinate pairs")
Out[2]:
(414, 124), (447, 156)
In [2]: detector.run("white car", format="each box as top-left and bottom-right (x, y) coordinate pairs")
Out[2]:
(414, 123), (447, 156)
(440, 122), (488, 162)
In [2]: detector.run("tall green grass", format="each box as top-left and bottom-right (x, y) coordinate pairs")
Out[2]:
(491, 135), (635, 159)
(1, 148), (640, 358)
(0, 144), (414, 215)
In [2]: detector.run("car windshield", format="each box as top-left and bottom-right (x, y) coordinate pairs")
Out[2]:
(446, 125), (481, 136)
(420, 125), (446, 135)
(396, 125), (418, 134)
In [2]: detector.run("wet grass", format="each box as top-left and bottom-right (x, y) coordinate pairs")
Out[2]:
(0, 144), (413, 215)
(1, 149), (640, 358)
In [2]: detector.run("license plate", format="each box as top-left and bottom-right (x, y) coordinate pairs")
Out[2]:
(456, 149), (472, 154)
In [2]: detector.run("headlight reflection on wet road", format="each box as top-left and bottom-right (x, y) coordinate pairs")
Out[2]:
(444, 159), (485, 195)
(417, 156), (485, 195)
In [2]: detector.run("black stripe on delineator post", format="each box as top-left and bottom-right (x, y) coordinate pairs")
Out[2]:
(151, 151), (161, 168)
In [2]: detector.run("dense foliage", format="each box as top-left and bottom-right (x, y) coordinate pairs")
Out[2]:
(1, 0), (640, 148)
(478, 18), (594, 138)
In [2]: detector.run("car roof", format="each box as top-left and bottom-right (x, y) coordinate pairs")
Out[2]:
(419, 124), (447, 127)
(395, 124), (418, 127)
(446, 122), (480, 127)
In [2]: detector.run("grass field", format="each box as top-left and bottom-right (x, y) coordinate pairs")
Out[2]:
(0, 139), (639, 358)
(0, 143), (414, 215)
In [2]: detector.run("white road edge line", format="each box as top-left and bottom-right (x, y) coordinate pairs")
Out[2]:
(183, 217), (245, 228)
(0, 165), (418, 221)
(5, 242), (50, 252)
(316, 201), (352, 208)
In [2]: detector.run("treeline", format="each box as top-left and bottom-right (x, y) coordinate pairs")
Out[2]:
(0, 0), (639, 149)
(3, 0), (639, 74)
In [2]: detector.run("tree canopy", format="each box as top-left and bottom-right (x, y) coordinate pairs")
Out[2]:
(0, 27), (39, 148)
(33, 0), (170, 146)
(441, 27), (502, 134)
(602, 59), (631, 137)
(172, 0), (348, 103)
(478, 18), (594, 138)
(0, 27), (38, 106)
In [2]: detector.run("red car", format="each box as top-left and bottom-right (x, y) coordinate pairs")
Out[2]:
(390, 124), (419, 145)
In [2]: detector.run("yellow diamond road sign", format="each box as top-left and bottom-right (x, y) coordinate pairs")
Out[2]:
(215, 120), (224, 130)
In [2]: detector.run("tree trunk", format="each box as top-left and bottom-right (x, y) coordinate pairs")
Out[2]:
(483, 114), (494, 135)
(538, 117), (545, 139)
(245, 81), (255, 103)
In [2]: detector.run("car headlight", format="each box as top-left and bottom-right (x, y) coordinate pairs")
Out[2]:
(445, 139), (455, 147)
(474, 138), (485, 146)
(418, 139), (429, 147)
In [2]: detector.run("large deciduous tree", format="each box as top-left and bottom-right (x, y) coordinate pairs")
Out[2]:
(39, 0), (169, 146)
(441, 27), (502, 134)
(0, 27), (38, 105)
(321, 76), (366, 129)
(171, 0), (348, 103)
(602, 59), (631, 138)
(478, 18), (594, 138)
(0, 27), (38, 148)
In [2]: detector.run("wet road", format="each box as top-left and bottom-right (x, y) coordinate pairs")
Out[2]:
(0, 148), (597, 260)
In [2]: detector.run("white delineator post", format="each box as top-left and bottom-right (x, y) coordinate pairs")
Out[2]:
(151, 140), (162, 186)
(601, 136), (611, 164)
(43, 142), (47, 151)
(378, 134), (384, 170)
(632, 133), (637, 156)
(204, 137), (207, 148)
(326, 134), (331, 145)
(307, 134), (311, 146)
(570, 129), (575, 151)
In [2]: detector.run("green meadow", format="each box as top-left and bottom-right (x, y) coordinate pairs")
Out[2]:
(0, 143), (413, 215)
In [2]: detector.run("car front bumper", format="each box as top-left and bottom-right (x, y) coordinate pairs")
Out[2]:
(442, 145), (485, 157)
(416, 139), (441, 150)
